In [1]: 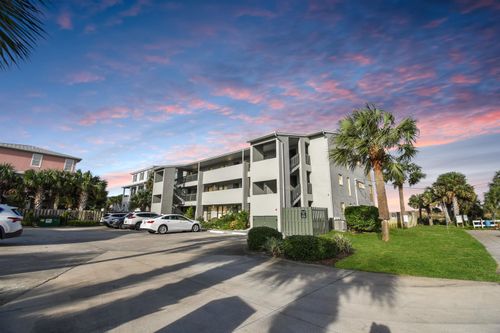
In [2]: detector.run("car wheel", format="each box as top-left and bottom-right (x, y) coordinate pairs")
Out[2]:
(119, 223), (126, 229)
(192, 224), (200, 232)
(135, 222), (142, 230)
(148, 230), (156, 234)
(158, 225), (168, 234)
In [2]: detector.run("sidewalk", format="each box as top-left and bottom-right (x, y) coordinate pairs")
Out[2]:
(468, 230), (500, 272)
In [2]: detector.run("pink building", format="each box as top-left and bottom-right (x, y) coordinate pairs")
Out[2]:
(0, 143), (82, 173)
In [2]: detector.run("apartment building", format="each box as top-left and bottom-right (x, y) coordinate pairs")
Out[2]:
(121, 166), (156, 209)
(0, 142), (81, 173)
(145, 131), (374, 231)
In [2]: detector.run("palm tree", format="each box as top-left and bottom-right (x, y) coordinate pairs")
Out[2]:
(421, 188), (435, 226)
(408, 193), (424, 223)
(0, 0), (47, 70)
(484, 171), (500, 220)
(130, 190), (151, 211)
(330, 104), (418, 241)
(75, 170), (95, 211)
(0, 163), (19, 203)
(432, 172), (477, 222)
(47, 170), (72, 209)
(385, 161), (426, 227)
(23, 169), (51, 209)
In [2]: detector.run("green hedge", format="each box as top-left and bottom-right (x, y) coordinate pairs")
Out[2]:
(345, 205), (380, 232)
(247, 226), (283, 251)
(282, 235), (337, 261)
(66, 220), (100, 226)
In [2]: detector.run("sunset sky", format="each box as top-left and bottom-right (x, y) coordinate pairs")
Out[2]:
(1, 0), (498, 210)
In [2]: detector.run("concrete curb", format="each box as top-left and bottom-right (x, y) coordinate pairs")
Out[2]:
(207, 229), (248, 236)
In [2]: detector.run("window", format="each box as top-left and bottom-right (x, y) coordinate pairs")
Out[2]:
(139, 172), (144, 181)
(31, 153), (43, 167)
(338, 174), (343, 186)
(347, 177), (352, 196)
(133, 174), (137, 182)
(64, 159), (74, 172)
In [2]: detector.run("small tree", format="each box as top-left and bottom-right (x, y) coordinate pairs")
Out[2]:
(0, 163), (20, 203)
(408, 194), (424, 223)
(484, 171), (499, 220)
(185, 206), (195, 219)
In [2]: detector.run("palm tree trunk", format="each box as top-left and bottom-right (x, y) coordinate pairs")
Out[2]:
(418, 207), (422, 223)
(442, 201), (451, 225)
(452, 196), (460, 220)
(79, 191), (88, 211)
(53, 195), (60, 210)
(34, 190), (44, 210)
(374, 163), (390, 242)
(398, 184), (405, 228)
(426, 207), (433, 226)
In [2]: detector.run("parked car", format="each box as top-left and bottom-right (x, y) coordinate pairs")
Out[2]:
(100, 213), (127, 227)
(123, 212), (160, 230)
(0, 204), (23, 239)
(108, 215), (126, 229)
(140, 214), (201, 234)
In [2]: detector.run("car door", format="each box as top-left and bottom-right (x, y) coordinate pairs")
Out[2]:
(165, 215), (180, 231)
(176, 216), (192, 231)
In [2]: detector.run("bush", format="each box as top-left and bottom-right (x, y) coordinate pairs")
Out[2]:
(185, 207), (195, 219)
(201, 211), (249, 230)
(328, 234), (353, 255)
(247, 226), (283, 251)
(283, 235), (337, 261)
(66, 220), (100, 226)
(262, 237), (284, 257)
(344, 205), (381, 232)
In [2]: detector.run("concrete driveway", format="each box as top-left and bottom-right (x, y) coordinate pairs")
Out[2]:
(1, 227), (499, 333)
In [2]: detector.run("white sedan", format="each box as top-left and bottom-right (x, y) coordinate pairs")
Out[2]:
(140, 214), (201, 234)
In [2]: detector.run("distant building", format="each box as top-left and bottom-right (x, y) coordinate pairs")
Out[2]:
(0, 142), (81, 173)
(121, 166), (156, 210)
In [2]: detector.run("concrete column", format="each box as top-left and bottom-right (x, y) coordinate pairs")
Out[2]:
(195, 163), (203, 219)
(298, 138), (308, 206)
(242, 150), (249, 211)
(276, 136), (291, 232)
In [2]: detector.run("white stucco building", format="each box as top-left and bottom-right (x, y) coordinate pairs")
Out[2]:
(130, 131), (374, 231)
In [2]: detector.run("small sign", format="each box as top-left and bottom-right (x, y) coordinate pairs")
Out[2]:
(46, 219), (53, 224)
(300, 209), (307, 219)
(403, 215), (409, 223)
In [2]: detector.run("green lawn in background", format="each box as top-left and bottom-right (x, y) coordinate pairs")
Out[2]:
(323, 226), (500, 282)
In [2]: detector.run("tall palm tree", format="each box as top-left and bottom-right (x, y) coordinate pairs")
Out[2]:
(484, 171), (500, 220)
(75, 170), (95, 211)
(0, 163), (19, 203)
(330, 104), (419, 241)
(385, 162), (426, 227)
(23, 169), (51, 209)
(0, 0), (47, 70)
(421, 188), (435, 226)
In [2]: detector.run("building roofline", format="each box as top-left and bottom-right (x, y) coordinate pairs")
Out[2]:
(0, 142), (82, 161)
(247, 130), (335, 143)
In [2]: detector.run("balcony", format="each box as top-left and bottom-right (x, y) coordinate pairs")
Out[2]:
(176, 173), (198, 185)
(202, 188), (243, 205)
(203, 164), (243, 184)
(291, 185), (301, 203)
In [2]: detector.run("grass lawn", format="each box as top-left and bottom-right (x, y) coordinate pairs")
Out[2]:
(323, 226), (500, 282)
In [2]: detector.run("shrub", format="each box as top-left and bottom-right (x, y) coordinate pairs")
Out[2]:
(328, 234), (353, 255)
(66, 220), (100, 226)
(22, 211), (36, 226)
(262, 237), (284, 257)
(185, 206), (195, 219)
(283, 235), (338, 261)
(344, 205), (381, 232)
(247, 226), (283, 251)
(201, 211), (249, 230)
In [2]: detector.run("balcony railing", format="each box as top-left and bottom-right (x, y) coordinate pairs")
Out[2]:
(176, 173), (198, 184)
(290, 154), (299, 170)
(173, 188), (197, 203)
(291, 185), (301, 202)
(307, 183), (312, 194)
(183, 193), (197, 202)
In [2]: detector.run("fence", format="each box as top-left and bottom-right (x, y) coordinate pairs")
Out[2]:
(281, 207), (329, 237)
(19, 209), (104, 222)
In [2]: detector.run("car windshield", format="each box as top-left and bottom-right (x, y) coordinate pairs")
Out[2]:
(12, 209), (22, 216)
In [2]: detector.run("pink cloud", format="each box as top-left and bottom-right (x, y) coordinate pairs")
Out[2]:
(268, 99), (285, 110)
(79, 106), (141, 125)
(458, 0), (500, 14)
(414, 86), (441, 97)
(57, 10), (73, 30)
(358, 66), (435, 95)
(144, 55), (170, 64)
(188, 99), (220, 110)
(423, 18), (447, 29)
(65, 71), (105, 85)
(214, 87), (263, 104)
(102, 171), (134, 189)
(157, 105), (191, 115)
(417, 107), (500, 147)
(450, 74), (480, 84)
(307, 79), (356, 101)
(346, 54), (373, 65)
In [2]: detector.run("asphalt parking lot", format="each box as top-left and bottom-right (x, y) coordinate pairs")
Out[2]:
(1, 227), (499, 333)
